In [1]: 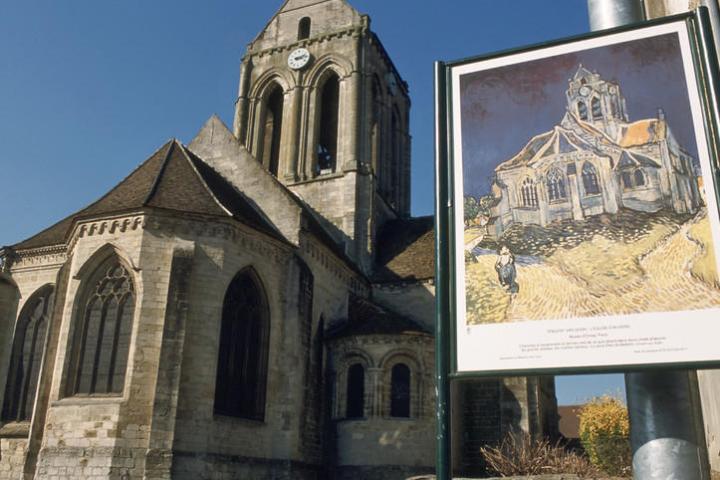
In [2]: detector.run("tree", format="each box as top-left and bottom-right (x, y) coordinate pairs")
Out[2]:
(464, 196), (479, 226)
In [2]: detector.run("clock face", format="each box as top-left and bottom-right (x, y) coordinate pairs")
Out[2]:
(579, 86), (591, 97)
(288, 48), (311, 70)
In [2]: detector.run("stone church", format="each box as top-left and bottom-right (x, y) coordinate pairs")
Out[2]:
(0, 1), (557, 478)
(492, 65), (701, 235)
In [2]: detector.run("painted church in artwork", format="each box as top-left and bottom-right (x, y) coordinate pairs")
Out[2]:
(491, 65), (702, 235)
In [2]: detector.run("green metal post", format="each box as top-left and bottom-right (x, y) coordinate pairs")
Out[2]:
(434, 61), (452, 480)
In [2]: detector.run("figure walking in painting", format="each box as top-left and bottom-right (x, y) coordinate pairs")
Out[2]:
(495, 245), (519, 295)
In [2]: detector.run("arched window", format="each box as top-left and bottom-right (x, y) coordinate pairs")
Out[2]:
(371, 78), (382, 187)
(298, 17), (311, 40)
(521, 178), (538, 208)
(345, 363), (364, 418)
(316, 73), (340, 175)
(261, 85), (284, 177)
(214, 269), (270, 420)
(390, 363), (410, 418)
(546, 168), (567, 201)
(577, 101), (588, 121)
(67, 258), (134, 396)
(2, 285), (53, 422)
(621, 171), (634, 190)
(591, 97), (602, 120)
(582, 162), (601, 195)
(634, 169), (645, 187)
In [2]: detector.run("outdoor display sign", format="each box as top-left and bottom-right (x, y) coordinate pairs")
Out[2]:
(435, 10), (720, 377)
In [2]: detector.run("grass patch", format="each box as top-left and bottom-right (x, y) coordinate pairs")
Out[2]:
(687, 214), (720, 288)
(465, 256), (511, 324)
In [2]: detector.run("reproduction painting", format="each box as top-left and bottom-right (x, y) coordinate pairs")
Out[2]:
(447, 18), (720, 373)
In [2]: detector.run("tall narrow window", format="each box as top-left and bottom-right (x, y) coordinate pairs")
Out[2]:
(371, 79), (382, 190)
(261, 85), (284, 177)
(2, 286), (53, 422)
(591, 97), (602, 120)
(214, 268), (270, 420)
(577, 101), (588, 121)
(68, 258), (135, 396)
(634, 169), (645, 187)
(582, 162), (601, 195)
(390, 107), (402, 207)
(316, 73), (340, 175)
(547, 168), (567, 201)
(521, 178), (538, 208)
(298, 17), (311, 40)
(390, 363), (410, 418)
(345, 363), (364, 418)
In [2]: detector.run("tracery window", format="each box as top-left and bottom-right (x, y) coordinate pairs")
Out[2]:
(546, 168), (567, 201)
(582, 162), (601, 195)
(214, 268), (270, 420)
(298, 17), (311, 40)
(520, 178), (538, 208)
(345, 363), (364, 419)
(577, 101), (588, 121)
(2, 286), (53, 422)
(621, 169), (646, 190)
(390, 363), (410, 418)
(67, 258), (134, 396)
(261, 84), (284, 177)
(591, 97), (602, 120)
(316, 73), (340, 175)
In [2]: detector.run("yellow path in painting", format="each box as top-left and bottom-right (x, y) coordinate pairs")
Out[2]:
(469, 211), (720, 324)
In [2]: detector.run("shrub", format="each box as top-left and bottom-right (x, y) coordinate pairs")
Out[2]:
(480, 432), (600, 477)
(578, 396), (632, 476)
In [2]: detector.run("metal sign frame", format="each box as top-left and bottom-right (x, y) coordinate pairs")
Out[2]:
(436, 9), (720, 379)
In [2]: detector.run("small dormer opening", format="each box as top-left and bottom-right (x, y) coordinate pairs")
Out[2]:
(298, 17), (311, 40)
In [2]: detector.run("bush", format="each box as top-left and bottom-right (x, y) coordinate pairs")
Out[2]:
(578, 396), (632, 476)
(480, 432), (600, 477)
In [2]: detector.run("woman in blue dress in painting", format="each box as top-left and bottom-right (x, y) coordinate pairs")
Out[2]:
(495, 245), (519, 294)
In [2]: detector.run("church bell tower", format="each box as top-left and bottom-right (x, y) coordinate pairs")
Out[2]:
(232, 0), (411, 273)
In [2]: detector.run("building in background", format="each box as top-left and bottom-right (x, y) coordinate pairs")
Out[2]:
(0, 1), (557, 479)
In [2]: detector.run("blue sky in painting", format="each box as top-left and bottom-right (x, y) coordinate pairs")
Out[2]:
(0, 1), (623, 405)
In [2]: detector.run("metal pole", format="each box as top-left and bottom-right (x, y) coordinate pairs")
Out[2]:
(587, 0), (645, 30)
(586, 1), (710, 479)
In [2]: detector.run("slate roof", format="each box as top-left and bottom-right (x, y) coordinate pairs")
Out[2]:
(496, 127), (594, 172)
(12, 140), (286, 250)
(373, 216), (434, 283)
(325, 295), (431, 340)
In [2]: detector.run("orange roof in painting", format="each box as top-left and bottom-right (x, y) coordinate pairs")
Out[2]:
(619, 119), (667, 147)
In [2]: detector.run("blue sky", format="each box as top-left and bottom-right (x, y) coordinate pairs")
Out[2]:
(0, 0), (624, 405)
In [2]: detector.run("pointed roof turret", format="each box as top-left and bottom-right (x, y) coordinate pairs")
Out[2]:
(573, 64), (594, 80)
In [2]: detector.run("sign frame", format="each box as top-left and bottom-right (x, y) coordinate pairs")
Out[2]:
(435, 8), (720, 380)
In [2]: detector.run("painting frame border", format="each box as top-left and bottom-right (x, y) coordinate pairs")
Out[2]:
(435, 8), (720, 378)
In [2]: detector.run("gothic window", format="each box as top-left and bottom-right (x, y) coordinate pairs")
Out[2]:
(371, 78), (383, 189)
(316, 72), (340, 175)
(298, 17), (311, 40)
(591, 97), (602, 120)
(261, 85), (284, 177)
(520, 178), (538, 208)
(582, 162), (601, 195)
(345, 363), (364, 418)
(546, 168), (567, 201)
(1, 286), (53, 422)
(577, 101), (588, 121)
(390, 363), (410, 418)
(634, 169), (645, 187)
(67, 258), (135, 396)
(214, 268), (270, 420)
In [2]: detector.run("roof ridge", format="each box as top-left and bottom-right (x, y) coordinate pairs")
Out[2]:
(176, 143), (234, 217)
(143, 140), (176, 206)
